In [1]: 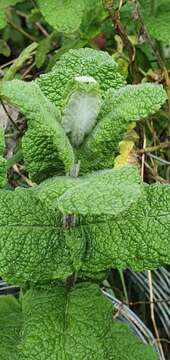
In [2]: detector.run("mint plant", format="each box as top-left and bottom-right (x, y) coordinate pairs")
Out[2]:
(0, 48), (169, 359)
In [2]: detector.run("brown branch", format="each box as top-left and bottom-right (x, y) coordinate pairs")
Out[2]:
(0, 100), (21, 134)
(103, 0), (140, 83)
(148, 271), (166, 360)
(138, 142), (170, 154)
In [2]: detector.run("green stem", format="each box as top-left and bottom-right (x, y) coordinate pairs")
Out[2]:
(118, 270), (129, 306)
(6, 9), (37, 42)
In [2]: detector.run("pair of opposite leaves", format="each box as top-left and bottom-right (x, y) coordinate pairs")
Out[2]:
(0, 165), (170, 284)
(0, 48), (167, 183)
(0, 48), (169, 284)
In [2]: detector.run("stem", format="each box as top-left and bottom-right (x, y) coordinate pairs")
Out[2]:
(138, 142), (170, 154)
(0, 100), (21, 134)
(103, 0), (140, 83)
(6, 9), (37, 42)
(119, 270), (129, 306)
(148, 271), (166, 360)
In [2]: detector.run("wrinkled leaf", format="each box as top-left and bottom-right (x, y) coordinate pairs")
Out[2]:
(0, 169), (170, 284)
(0, 79), (75, 182)
(37, 47), (125, 110)
(79, 83), (167, 172)
(36, 0), (84, 34)
(0, 295), (22, 359)
(0, 283), (157, 359)
(0, 184), (77, 283)
(58, 166), (142, 216)
(79, 184), (170, 274)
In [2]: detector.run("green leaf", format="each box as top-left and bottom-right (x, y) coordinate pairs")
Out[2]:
(0, 0), (24, 30)
(37, 47), (126, 110)
(79, 183), (170, 274)
(0, 80), (75, 182)
(18, 283), (157, 359)
(62, 76), (102, 147)
(0, 169), (169, 284)
(35, 33), (58, 69)
(139, 0), (170, 44)
(36, 0), (84, 34)
(80, 0), (107, 40)
(0, 295), (22, 359)
(79, 83), (167, 172)
(0, 40), (10, 57)
(0, 183), (78, 284)
(58, 166), (143, 216)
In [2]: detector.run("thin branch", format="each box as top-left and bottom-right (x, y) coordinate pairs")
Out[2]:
(6, 9), (37, 42)
(12, 164), (34, 187)
(148, 270), (166, 360)
(103, 0), (140, 83)
(0, 100), (21, 134)
(138, 142), (170, 153)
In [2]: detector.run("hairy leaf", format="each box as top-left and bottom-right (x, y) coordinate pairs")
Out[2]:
(79, 83), (167, 172)
(62, 76), (102, 147)
(0, 80), (74, 182)
(0, 295), (22, 359)
(36, 0), (84, 34)
(37, 47), (126, 110)
(58, 166), (142, 216)
(1, 283), (156, 359)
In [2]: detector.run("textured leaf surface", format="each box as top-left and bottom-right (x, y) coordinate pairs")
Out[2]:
(58, 166), (142, 216)
(0, 0), (24, 29)
(19, 283), (157, 359)
(78, 184), (170, 274)
(62, 76), (102, 147)
(0, 295), (22, 359)
(37, 0), (84, 34)
(79, 83), (167, 172)
(0, 80), (74, 182)
(0, 128), (6, 187)
(0, 183), (79, 284)
(37, 47), (125, 110)
(0, 168), (170, 284)
(140, 0), (170, 43)
(78, 0), (107, 42)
